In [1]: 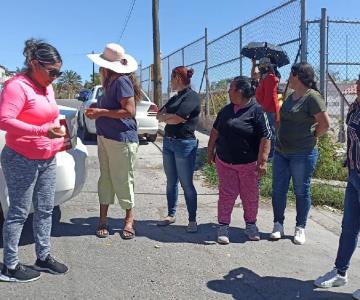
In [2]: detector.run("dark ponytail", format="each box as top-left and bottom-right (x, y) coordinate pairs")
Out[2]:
(291, 62), (320, 93)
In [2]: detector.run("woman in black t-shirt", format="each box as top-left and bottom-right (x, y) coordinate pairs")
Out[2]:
(207, 76), (271, 244)
(156, 66), (201, 233)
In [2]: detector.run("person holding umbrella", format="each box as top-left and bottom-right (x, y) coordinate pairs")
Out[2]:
(242, 42), (288, 161)
(251, 57), (280, 160)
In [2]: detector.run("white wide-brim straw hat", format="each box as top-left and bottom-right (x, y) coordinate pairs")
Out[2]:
(87, 43), (138, 74)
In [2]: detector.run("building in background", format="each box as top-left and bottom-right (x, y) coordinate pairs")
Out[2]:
(0, 65), (15, 92)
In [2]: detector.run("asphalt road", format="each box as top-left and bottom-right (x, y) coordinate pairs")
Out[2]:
(0, 101), (359, 299)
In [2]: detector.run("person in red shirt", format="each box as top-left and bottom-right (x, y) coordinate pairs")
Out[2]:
(252, 57), (280, 160)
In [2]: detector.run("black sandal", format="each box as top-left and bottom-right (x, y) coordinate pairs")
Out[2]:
(96, 223), (109, 238)
(121, 221), (135, 240)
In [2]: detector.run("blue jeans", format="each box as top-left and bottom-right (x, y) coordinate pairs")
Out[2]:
(163, 137), (198, 221)
(1, 146), (56, 269)
(335, 169), (360, 272)
(266, 112), (276, 160)
(272, 148), (318, 228)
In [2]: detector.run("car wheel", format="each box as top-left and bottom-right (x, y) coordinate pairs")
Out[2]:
(83, 117), (92, 141)
(147, 133), (157, 143)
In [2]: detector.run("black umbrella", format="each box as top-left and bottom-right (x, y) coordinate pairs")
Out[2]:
(241, 42), (290, 67)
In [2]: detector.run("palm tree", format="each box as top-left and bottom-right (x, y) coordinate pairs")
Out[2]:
(57, 70), (82, 99)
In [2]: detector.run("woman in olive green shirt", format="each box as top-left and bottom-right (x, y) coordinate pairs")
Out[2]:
(270, 62), (330, 245)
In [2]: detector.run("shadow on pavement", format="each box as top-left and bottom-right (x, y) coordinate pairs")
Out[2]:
(207, 267), (351, 300)
(0, 211), (292, 248)
(50, 216), (292, 245)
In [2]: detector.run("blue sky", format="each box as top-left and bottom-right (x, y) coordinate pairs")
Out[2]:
(0, 0), (359, 83)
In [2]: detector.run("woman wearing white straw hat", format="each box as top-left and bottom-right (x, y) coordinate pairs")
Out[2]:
(86, 43), (141, 239)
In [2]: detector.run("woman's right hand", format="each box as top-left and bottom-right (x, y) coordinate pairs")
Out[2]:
(47, 126), (66, 139)
(207, 151), (215, 165)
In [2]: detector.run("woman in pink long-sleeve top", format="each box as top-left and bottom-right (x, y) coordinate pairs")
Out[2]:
(0, 39), (68, 283)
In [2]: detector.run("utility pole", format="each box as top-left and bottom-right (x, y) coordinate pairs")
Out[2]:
(92, 50), (95, 86)
(152, 0), (162, 106)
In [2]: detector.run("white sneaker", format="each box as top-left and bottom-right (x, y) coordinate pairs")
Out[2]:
(353, 289), (360, 300)
(270, 222), (284, 240)
(314, 269), (348, 288)
(293, 226), (306, 245)
(217, 225), (230, 245)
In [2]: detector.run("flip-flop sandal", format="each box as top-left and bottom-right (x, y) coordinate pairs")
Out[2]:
(96, 223), (109, 238)
(121, 227), (135, 240)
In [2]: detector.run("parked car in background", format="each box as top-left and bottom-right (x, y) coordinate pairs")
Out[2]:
(77, 85), (159, 142)
(77, 88), (90, 102)
(0, 105), (88, 220)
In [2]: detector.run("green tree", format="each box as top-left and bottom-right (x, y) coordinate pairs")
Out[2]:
(56, 70), (82, 99)
(210, 78), (230, 91)
(84, 73), (101, 89)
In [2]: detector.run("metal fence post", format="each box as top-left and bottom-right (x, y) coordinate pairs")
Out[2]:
(239, 26), (243, 75)
(204, 27), (210, 116)
(139, 61), (142, 91)
(336, 18), (346, 143)
(182, 48), (185, 66)
(167, 57), (171, 102)
(300, 0), (307, 62)
(319, 8), (328, 98)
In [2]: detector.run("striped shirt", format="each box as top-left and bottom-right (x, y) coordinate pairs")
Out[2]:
(346, 99), (360, 173)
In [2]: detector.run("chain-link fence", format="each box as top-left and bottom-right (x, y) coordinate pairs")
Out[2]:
(139, 0), (304, 116)
(138, 0), (360, 140)
(207, 0), (302, 117)
(138, 36), (206, 108)
(306, 13), (360, 141)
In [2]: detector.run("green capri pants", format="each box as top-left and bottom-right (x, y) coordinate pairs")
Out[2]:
(97, 135), (138, 209)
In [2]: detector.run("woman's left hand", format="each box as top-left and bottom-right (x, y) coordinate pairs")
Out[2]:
(85, 108), (105, 120)
(256, 161), (267, 177)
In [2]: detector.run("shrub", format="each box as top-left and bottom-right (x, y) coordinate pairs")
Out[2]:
(313, 134), (347, 181)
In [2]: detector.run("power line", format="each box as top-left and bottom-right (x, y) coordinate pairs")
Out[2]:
(119, 0), (137, 41)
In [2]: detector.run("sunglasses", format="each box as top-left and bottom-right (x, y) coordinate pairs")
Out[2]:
(39, 62), (63, 78)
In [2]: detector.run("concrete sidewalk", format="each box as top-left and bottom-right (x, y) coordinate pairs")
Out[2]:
(156, 122), (360, 299)
(1, 127), (358, 299)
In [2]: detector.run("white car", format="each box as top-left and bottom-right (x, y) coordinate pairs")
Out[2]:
(0, 105), (88, 219)
(77, 85), (159, 142)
